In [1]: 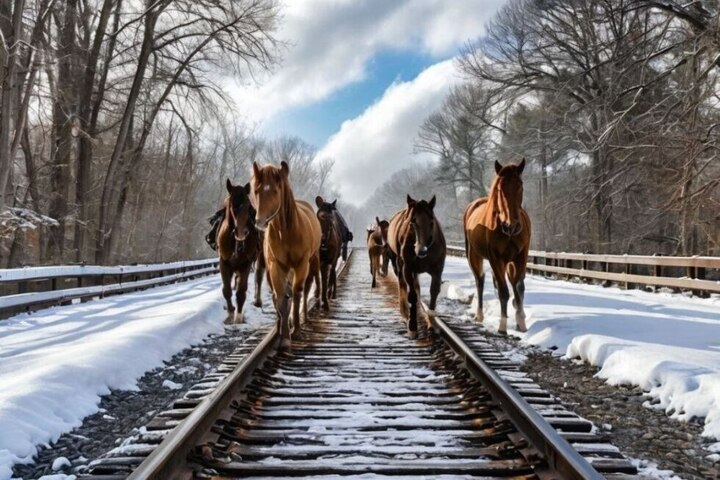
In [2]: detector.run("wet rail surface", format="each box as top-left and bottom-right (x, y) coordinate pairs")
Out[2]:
(83, 250), (638, 479)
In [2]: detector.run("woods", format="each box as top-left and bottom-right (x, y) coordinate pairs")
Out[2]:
(413, 0), (719, 255)
(0, 0), (282, 266)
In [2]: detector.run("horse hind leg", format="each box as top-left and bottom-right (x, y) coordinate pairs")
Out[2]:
(330, 262), (337, 299)
(320, 261), (330, 310)
(403, 266), (418, 338)
(370, 252), (378, 288)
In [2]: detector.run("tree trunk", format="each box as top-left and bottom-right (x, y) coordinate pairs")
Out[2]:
(47, 0), (79, 262)
(96, 4), (160, 264)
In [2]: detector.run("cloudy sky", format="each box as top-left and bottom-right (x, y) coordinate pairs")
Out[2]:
(230, 0), (506, 205)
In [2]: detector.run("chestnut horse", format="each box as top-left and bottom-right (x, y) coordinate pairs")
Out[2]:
(366, 217), (389, 288)
(315, 196), (342, 310)
(217, 179), (264, 323)
(463, 159), (531, 334)
(387, 195), (446, 336)
(250, 161), (321, 346)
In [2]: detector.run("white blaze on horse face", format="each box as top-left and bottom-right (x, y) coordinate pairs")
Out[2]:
(263, 184), (270, 192)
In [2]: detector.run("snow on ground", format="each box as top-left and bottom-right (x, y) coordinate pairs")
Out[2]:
(420, 256), (720, 441)
(0, 273), (271, 480)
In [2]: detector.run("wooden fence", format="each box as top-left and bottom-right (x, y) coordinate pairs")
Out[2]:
(0, 258), (219, 319)
(446, 245), (720, 297)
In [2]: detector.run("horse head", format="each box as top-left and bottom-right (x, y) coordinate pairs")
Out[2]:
(493, 158), (525, 237)
(225, 179), (255, 247)
(315, 196), (337, 251)
(250, 161), (290, 231)
(373, 216), (389, 247)
(406, 194), (437, 259)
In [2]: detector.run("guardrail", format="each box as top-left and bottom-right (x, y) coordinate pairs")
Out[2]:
(0, 258), (220, 319)
(446, 245), (720, 297)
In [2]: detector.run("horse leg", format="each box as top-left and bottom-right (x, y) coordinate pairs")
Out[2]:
(381, 250), (389, 277)
(468, 250), (485, 322)
(342, 241), (348, 261)
(269, 265), (291, 347)
(491, 261), (510, 335)
(253, 254), (265, 308)
(428, 269), (442, 315)
(330, 261), (337, 299)
(370, 251), (377, 288)
(234, 267), (250, 324)
(507, 261), (528, 332)
(404, 265), (418, 337)
(220, 262), (235, 316)
(320, 260), (330, 310)
(292, 261), (310, 336)
(397, 258), (409, 319)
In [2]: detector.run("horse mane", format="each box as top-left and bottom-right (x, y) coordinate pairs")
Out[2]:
(279, 171), (296, 231)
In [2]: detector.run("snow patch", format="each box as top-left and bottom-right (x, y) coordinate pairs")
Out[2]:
(162, 380), (183, 390)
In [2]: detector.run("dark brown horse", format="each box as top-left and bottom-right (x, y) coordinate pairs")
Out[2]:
(366, 217), (389, 288)
(250, 161), (321, 347)
(315, 196), (342, 310)
(463, 159), (531, 334)
(217, 179), (264, 323)
(387, 195), (446, 336)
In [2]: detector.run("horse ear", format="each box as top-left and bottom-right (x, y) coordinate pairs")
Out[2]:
(406, 194), (416, 207)
(376, 216), (380, 225)
(495, 160), (502, 174)
(332, 199), (337, 208)
(280, 160), (290, 177)
(226, 178), (233, 193)
(315, 195), (324, 209)
(252, 161), (260, 177)
(243, 182), (250, 194)
(428, 195), (436, 210)
(518, 158), (526, 174)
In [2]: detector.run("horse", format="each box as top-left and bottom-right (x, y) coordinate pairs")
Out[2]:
(250, 161), (321, 347)
(315, 196), (342, 309)
(463, 159), (531, 334)
(316, 197), (353, 260)
(366, 217), (389, 288)
(216, 179), (265, 323)
(387, 195), (446, 336)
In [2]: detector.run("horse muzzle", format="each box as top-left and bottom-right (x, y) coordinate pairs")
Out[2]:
(416, 246), (429, 259)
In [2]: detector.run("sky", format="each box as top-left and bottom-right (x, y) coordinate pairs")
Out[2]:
(229, 0), (507, 205)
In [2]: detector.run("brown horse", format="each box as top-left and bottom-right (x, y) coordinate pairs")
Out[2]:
(315, 196), (342, 310)
(463, 159), (531, 334)
(217, 179), (264, 323)
(387, 195), (446, 336)
(366, 217), (389, 288)
(250, 161), (321, 347)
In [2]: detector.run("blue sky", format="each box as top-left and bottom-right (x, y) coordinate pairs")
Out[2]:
(264, 51), (437, 147)
(231, 0), (506, 204)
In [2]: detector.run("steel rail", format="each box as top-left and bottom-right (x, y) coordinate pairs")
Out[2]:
(127, 250), (354, 480)
(428, 314), (605, 480)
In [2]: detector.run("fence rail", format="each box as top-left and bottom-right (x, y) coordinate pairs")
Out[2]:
(0, 258), (219, 319)
(446, 245), (720, 296)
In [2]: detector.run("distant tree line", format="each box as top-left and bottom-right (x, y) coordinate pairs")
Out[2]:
(412, 0), (720, 255)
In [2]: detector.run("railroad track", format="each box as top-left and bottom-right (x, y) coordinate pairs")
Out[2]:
(83, 249), (638, 479)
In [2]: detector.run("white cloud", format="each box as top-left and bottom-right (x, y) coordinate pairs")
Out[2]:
(320, 59), (462, 205)
(229, 0), (504, 122)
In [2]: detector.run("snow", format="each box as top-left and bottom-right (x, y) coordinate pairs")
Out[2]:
(421, 256), (720, 442)
(0, 272), (271, 480)
(162, 379), (183, 390)
(51, 457), (71, 471)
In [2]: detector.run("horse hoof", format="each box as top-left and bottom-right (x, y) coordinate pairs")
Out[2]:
(407, 330), (418, 339)
(253, 300), (262, 308)
(497, 329), (507, 336)
(280, 338), (292, 350)
(322, 303), (330, 311)
(475, 313), (484, 322)
(426, 309), (436, 317)
(234, 311), (244, 324)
